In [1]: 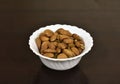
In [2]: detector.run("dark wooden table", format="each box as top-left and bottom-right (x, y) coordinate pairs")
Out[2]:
(0, 0), (120, 84)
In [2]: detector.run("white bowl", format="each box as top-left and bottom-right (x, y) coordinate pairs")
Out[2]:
(29, 24), (93, 70)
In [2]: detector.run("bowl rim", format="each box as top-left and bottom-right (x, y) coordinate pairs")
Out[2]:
(29, 24), (93, 61)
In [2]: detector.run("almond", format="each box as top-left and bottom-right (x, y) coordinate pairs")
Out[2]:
(58, 43), (67, 49)
(35, 37), (41, 49)
(43, 49), (56, 53)
(56, 28), (64, 33)
(56, 47), (61, 53)
(57, 28), (72, 36)
(75, 41), (81, 47)
(40, 35), (49, 41)
(39, 33), (45, 37)
(68, 43), (75, 48)
(78, 48), (83, 54)
(41, 41), (49, 52)
(50, 33), (58, 41)
(57, 53), (68, 59)
(75, 41), (85, 49)
(59, 35), (70, 41)
(48, 42), (56, 49)
(71, 47), (80, 55)
(80, 44), (85, 49)
(63, 49), (75, 57)
(43, 53), (54, 58)
(63, 38), (73, 44)
(52, 41), (58, 46)
(72, 34), (82, 41)
(44, 29), (54, 37)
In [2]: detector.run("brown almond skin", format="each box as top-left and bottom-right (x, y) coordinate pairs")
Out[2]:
(44, 29), (54, 37)
(63, 49), (75, 57)
(75, 41), (81, 47)
(63, 38), (73, 44)
(52, 42), (58, 46)
(68, 43), (75, 48)
(58, 43), (67, 49)
(56, 47), (61, 53)
(48, 42), (56, 49)
(80, 44), (85, 49)
(50, 33), (58, 41)
(75, 41), (85, 49)
(59, 35), (70, 41)
(72, 34), (82, 41)
(57, 53), (68, 59)
(43, 49), (56, 53)
(39, 33), (45, 37)
(71, 47), (80, 55)
(43, 53), (54, 58)
(78, 48), (83, 54)
(56, 34), (60, 40)
(40, 35), (49, 41)
(41, 41), (49, 52)
(57, 28), (72, 36)
(56, 28), (64, 33)
(35, 37), (41, 49)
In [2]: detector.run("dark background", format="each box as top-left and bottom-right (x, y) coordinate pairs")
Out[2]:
(0, 0), (120, 84)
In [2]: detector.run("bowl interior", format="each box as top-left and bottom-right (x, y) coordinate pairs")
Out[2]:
(29, 24), (93, 61)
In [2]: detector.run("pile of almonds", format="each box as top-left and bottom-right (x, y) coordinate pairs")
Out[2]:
(35, 28), (85, 59)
